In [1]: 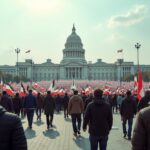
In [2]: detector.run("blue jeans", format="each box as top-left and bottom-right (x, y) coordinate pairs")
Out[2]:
(89, 135), (108, 150)
(26, 109), (34, 128)
(122, 118), (133, 138)
(71, 114), (81, 133)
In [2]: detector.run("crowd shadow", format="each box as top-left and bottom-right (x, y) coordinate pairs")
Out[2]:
(73, 135), (90, 150)
(24, 128), (36, 139)
(33, 120), (44, 126)
(43, 129), (60, 139)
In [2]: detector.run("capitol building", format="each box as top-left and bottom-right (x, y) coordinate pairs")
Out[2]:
(0, 25), (150, 81)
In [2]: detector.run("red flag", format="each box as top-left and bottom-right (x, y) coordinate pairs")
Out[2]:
(117, 49), (123, 53)
(3, 84), (15, 96)
(20, 82), (26, 97)
(0, 78), (4, 89)
(137, 70), (144, 100)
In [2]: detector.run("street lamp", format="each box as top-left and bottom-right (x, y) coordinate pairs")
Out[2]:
(15, 48), (21, 83)
(118, 59), (123, 87)
(30, 60), (33, 87)
(135, 43), (141, 71)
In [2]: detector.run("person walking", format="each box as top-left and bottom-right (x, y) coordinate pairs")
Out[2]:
(55, 94), (62, 113)
(12, 92), (22, 116)
(23, 89), (37, 129)
(84, 93), (93, 111)
(137, 90), (150, 111)
(132, 106), (150, 150)
(0, 91), (13, 112)
(83, 89), (113, 150)
(120, 90), (137, 140)
(0, 105), (27, 150)
(43, 91), (55, 129)
(62, 92), (69, 118)
(68, 90), (84, 136)
(36, 92), (43, 121)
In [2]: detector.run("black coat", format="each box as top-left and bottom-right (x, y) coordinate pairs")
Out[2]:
(120, 96), (137, 119)
(0, 95), (13, 112)
(138, 95), (150, 111)
(132, 107), (150, 150)
(83, 98), (113, 136)
(36, 95), (43, 109)
(62, 95), (69, 108)
(13, 96), (22, 110)
(43, 95), (55, 115)
(0, 106), (27, 150)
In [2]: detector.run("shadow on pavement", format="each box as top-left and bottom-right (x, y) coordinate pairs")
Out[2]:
(33, 120), (44, 126)
(73, 135), (90, 150)
(43, 129), (60, 139)
(25, 128), (36, 139)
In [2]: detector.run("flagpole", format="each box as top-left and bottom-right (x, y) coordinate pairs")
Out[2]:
(117, 49), (123, 87)
(135, 43), (141, 72)
(15, 48), (21, 83)
(118, 59), (123, 87)
(25, 50), (32, 87)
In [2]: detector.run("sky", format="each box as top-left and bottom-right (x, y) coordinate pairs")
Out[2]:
(0, 0), (150, 65)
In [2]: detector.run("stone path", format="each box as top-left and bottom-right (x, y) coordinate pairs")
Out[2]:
(22, 112), (133, 150)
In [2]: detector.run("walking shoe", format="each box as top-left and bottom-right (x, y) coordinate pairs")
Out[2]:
(123, 133), (127, 138)
(73, 132), (77, 137)
(128, 137), (131, 140)
(77, 130), (81, 135)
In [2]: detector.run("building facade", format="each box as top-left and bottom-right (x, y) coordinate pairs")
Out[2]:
(0, 25), (150, 81)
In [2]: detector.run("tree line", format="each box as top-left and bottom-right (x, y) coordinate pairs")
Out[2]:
(122, 71), (150, 82)
(0, 71), (30, 83)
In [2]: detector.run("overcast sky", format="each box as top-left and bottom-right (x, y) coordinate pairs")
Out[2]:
(0, 0), (149, 65)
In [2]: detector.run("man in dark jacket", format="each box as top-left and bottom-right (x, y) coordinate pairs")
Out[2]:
(55, 94), (62, 113)
(120, 90), (137, 140)
(24, 89), (36, 129)
(12, 92), (22, 116)
(0, 91), (13, 112)
(36, 92), (43, 120)
(138, 90), (150, 111)
(83, 89), (113, 150)
(62, 92), (69, 118)
(43, 91), (55, 129)
(132, 106), (150, 150)
(0, 105), (27, 150)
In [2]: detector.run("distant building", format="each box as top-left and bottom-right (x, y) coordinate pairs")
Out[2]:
(0, 25), (150, 81)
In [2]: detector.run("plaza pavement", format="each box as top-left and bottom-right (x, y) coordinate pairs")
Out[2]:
(22, 112), (133, 150)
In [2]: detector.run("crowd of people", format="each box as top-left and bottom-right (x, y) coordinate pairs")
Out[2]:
(0, 87), (150, 150)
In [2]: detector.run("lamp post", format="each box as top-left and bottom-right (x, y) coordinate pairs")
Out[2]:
(15, 48), (21, 83)
(30, 60), (33, 87)
(118, 59), (123, 87)
(135, 43), (141, 71)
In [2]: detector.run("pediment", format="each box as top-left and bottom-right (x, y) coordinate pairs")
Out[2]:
(66, 62), (84, 66)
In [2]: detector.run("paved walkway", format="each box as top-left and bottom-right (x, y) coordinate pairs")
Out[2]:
(22, 112), (133, 150)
